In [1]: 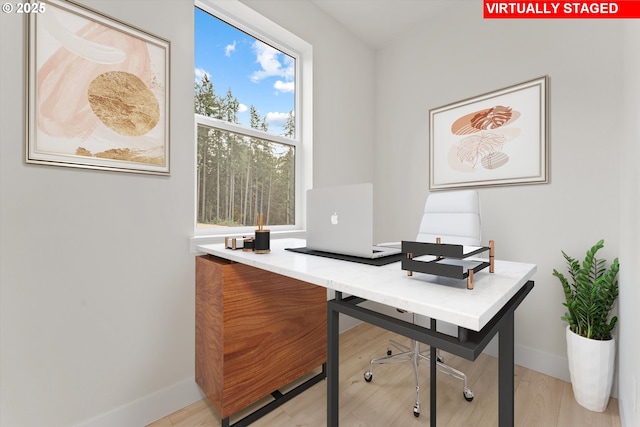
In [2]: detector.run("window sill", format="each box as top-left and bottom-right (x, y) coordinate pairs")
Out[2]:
(189, 230), (306, 254)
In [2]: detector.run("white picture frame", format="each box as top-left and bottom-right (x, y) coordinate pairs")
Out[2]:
(26, 0), (171, 175)
(429, 76), (548, 190)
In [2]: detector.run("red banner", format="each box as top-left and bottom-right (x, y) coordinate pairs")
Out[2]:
(484, 1), (640, 18)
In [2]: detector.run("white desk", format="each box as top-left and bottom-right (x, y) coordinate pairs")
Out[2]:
(197, 238), (537, 426)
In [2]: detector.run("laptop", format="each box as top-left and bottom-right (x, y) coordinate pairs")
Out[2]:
(306, 183), (401, 259)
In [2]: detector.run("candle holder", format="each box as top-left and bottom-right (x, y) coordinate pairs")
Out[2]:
(254, 214), (270, 254)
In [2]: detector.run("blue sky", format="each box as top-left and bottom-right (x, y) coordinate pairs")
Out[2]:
(194, 7), (295, 136)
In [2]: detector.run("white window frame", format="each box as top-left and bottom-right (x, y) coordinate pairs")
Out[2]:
(191, 0), (312, 249)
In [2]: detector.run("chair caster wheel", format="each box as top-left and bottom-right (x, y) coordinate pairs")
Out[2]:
(386, 349), (392, 356)
(413, 403), (420, 417)
(464, 388), (474, 402)
(364, 371), (373, 382)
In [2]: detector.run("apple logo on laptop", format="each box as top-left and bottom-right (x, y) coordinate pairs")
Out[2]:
(330, 212), (339, 225)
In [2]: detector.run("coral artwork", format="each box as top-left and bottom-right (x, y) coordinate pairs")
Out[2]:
(429, 76), (548, 190)
(450, 105), (519, 170)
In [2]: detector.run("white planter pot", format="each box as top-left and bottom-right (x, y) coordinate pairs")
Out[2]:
(566, 325), (616, 412)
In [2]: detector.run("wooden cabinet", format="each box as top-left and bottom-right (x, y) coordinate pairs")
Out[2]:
(195, 255), (327, 419)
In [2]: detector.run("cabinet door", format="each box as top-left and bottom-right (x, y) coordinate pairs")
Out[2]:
(196, 255), (326, 417)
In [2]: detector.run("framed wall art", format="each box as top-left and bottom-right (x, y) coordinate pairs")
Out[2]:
(26, 0), (171, 175)
(429, 76), (548, 190)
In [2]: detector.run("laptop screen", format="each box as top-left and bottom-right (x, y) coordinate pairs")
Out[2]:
(306, 183), (374, 258)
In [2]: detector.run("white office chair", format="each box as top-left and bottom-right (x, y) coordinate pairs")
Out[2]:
(363, 189), (481, 417)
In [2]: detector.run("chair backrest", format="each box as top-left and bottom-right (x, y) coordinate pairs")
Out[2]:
(415, 190), (481, 246)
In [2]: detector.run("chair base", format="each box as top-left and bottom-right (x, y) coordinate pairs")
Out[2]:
(363, 339), (473, 417)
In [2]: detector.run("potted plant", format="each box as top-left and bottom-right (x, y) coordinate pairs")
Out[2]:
(553, 239), (620, 412)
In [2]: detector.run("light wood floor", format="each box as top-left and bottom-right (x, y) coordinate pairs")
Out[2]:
(148, 323), (621, 427)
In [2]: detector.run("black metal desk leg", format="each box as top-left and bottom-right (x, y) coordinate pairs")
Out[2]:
(498, 310), (515, 427)
(327, 295), (341, 426)
(430, 318), (437, 425)
(430, 344), (437, 425)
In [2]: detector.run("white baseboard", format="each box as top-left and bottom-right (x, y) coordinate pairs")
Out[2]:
(619, 397), (634, 427)
(485, 338), (620, 400)
(74, 378), (204, 427)
(482, 338), (571, 382)
(72, 314), (372, 427)
(74, 303), (375, 427)
(516, 342), (571, 383)
(75, 318), (615, 427)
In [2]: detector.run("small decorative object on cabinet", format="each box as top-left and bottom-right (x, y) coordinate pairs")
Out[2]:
(553, 239), (620, 412)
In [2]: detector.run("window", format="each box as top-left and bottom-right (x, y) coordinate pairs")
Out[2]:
(194, 0), (311, 237)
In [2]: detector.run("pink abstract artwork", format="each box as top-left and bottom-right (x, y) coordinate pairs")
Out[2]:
(27, 0), (170, 174)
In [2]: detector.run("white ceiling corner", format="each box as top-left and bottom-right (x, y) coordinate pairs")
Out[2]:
(310, 0), (460, 49)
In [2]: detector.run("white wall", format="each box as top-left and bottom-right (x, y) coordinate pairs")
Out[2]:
(619, 20), (640, 427)
(0, 1), (197, 425)
(0, 0), (376, 426)
(373, 0), (634, 418)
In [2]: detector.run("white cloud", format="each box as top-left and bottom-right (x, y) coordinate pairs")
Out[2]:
(225, 41), (236, 57)
(238, 104), (248, 113)
(250, 40), (294, 94)
(250, 42), (282, 81)
(265, 111), (289, 128)
(274, 80), (294, 93)
(194, 67), (209, 83)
